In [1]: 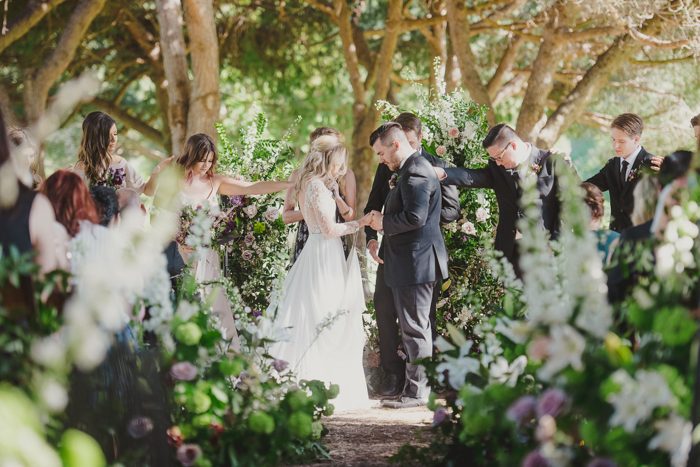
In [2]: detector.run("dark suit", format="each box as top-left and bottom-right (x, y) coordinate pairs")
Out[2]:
(606, 220), (654, 303)
(381, 152), (447, 399)
(442, 145), (563, 275)
(364, 148), (458, 377)
(585, 147), (655, 232)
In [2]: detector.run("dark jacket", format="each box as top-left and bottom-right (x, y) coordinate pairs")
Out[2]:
(364, 148), (460, 244)
(381, 152), (449, 288)
(585, 147), (655, 232)
(442, 146), (564, 270)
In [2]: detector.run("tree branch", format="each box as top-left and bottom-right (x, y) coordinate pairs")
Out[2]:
(629, 54), (696, 66)
(0, 0), (66, 54)
(305, 0), (336, 19)
(91, 97), (164, 146)
(629, 28), (690, 49)
(487, 34), (524, 99)
(334, 0), (366, 113)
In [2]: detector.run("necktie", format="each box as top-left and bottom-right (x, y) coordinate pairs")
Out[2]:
(620, 160), (629, 184)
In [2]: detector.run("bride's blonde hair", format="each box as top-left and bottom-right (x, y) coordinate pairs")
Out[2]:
(293, 135), (347, 202)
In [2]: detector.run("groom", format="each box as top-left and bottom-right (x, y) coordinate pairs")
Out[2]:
(367, 122), (448, 408)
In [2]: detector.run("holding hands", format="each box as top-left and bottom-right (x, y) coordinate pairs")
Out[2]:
(357, 210), (382, 230)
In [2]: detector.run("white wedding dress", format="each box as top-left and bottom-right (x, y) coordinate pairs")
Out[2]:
(269, 177), (370, 410)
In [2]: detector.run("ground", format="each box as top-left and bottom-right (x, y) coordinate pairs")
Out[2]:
(290, 403), (435, 466)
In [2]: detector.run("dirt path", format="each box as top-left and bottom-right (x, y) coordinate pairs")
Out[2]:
(291, 403), (435, 466)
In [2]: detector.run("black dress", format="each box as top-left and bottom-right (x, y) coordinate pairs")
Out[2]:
(0, 183), (37, 314)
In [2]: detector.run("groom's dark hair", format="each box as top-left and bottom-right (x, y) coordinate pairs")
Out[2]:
(369, 122), (404, 146)
(482, 124), (521, 149)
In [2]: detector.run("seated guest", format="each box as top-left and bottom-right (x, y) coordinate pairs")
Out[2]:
(585, 113), (662, 232)
(89, 185), (119, 227)
(581, 182), (619, 266)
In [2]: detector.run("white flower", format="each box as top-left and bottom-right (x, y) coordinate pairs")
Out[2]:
(608, 369), (676, 432)
(38, 377), (68, 412)
(475, 207), (490, 222)
(649, 414), (692, 467)
(243, 205), (258, 218)
(488, 355), (527, 387)
(462, 121), (478, 140)
(655, 243), (676, 277)
(435, 340), (480, 389)
(461, 221), (476, 235)
(176, 301), (198, 321)
(494, 317), (531, 344)
(537, 325), (585, 381)
(264, 206), (279, 222)
(30, 335), (66, 370)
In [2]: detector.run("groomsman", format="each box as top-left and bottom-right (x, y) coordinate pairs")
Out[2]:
(366, 122), (448, 408)
(585, 113), (662, 232)
(364, 113), (459, 398)
(434, 124), (567, 277)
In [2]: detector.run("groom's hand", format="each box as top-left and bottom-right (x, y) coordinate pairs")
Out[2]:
(367, 239), (383, 264)
(369, 210), (383, 232)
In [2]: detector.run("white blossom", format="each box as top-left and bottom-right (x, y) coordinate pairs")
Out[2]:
(537, 325), (585, 381)
(649, 414), (692, 467)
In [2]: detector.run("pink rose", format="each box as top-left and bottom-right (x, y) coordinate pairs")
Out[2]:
(527, 336), (551, 361)
(264, 207), (279, 222)
(436, 145), (447, 156)
(243, 205), (258, 218)
(461, 221), (476, 235)
(475, 207), (489, 222)
(448, 127), (460, 138)
(242, 250), (254, 261)
(170, 361), (198, 381)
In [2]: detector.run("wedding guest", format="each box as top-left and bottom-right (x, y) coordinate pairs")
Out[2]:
(149, 133), (291, 349)
(72, 111), (146, 191)
(585, 113), (662, 232)
(8, 126), (42, 187)
(607, 151), (691, 303)
(581, 182), (619, 266)
(283, 127), (356, 265)
(0, 109), (68, 315)
(364, 112), (460, 398)
(433, 123), (568, 278)
(90, 185), (119, 227)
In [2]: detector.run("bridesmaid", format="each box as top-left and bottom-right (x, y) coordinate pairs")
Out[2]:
(148, 133), (291, 349)
(282, 127), (356, 265)
(72, 111), (145, 191)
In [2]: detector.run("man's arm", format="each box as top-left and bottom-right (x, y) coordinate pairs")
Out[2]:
(441, 166), (494, 188)
(584, 161), (610, 192)
(420, 150), (461, 223)
(363, 163), (391, 243)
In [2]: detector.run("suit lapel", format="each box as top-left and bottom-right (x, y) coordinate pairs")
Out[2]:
(621, 148), (646, 195)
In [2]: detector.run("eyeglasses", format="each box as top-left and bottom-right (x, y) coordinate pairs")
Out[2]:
(490, 141), (512, 161)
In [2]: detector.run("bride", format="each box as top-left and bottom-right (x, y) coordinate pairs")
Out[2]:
(269, 136), (372, 410)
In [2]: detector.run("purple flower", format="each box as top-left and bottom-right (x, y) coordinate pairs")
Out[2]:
(229, 195), (244, 207)
(108, 167), (126, 187)
(522, 450), (550, 467)
(432, 407), (449, 427)
(170, 362), (198, 381)
(272, 359), (289, 372)
(242, 250), (254, 261)
(587, 459), (617, 467)
(506, 395), (536, 425)
(127, 416), (154, 439)
(252, 309), (262, 318)
(176, 444), (202, 466)
(536, 388), (568, 419)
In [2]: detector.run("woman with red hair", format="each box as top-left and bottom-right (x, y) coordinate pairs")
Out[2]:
(40, 169), (100, 238)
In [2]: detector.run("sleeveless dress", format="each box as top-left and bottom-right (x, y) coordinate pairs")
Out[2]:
(72, 158), (145, 190)
(269, 178), (369, 410)
(179, 183), (241, 351)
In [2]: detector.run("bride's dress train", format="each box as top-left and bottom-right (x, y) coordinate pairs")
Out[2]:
(269, 178), (369, 410)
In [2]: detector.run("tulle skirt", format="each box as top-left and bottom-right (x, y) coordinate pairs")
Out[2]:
(269, 233), (369, 410)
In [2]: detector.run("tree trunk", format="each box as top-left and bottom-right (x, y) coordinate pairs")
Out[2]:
(22, 0), (105, 177)
(445, 0), (495, 125)
(183, 0), (220, 138)
(155, 0), (190, 156)
(516, 9), (563, 141)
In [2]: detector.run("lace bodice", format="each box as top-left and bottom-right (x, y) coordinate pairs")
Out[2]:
(301, 178), (358, 238)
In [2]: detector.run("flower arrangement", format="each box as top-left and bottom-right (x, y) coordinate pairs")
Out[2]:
(214, 115), (295, 312)
(397, 160), (700, 466)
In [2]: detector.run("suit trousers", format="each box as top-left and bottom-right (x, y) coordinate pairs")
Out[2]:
(390, 280), (435, 400)
(375, 264), (439, 377)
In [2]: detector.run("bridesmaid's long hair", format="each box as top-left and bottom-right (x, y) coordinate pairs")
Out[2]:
(77, 111), (117, 185)
(176, 133), (218, 180)
(293, 135), (347, 203)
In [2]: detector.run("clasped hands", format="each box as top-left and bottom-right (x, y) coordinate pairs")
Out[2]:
(358, 210), (383, 231)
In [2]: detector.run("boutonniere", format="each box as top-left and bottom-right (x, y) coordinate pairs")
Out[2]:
(389, 173), (400, 189)
(627, 168), (640, 183)
(530, 163), (542, 175)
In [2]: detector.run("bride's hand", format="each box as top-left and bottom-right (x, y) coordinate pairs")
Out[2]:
(358, 212), (374, 227)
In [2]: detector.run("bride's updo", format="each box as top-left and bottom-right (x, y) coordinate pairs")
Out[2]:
(293, 135), (347, 202)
